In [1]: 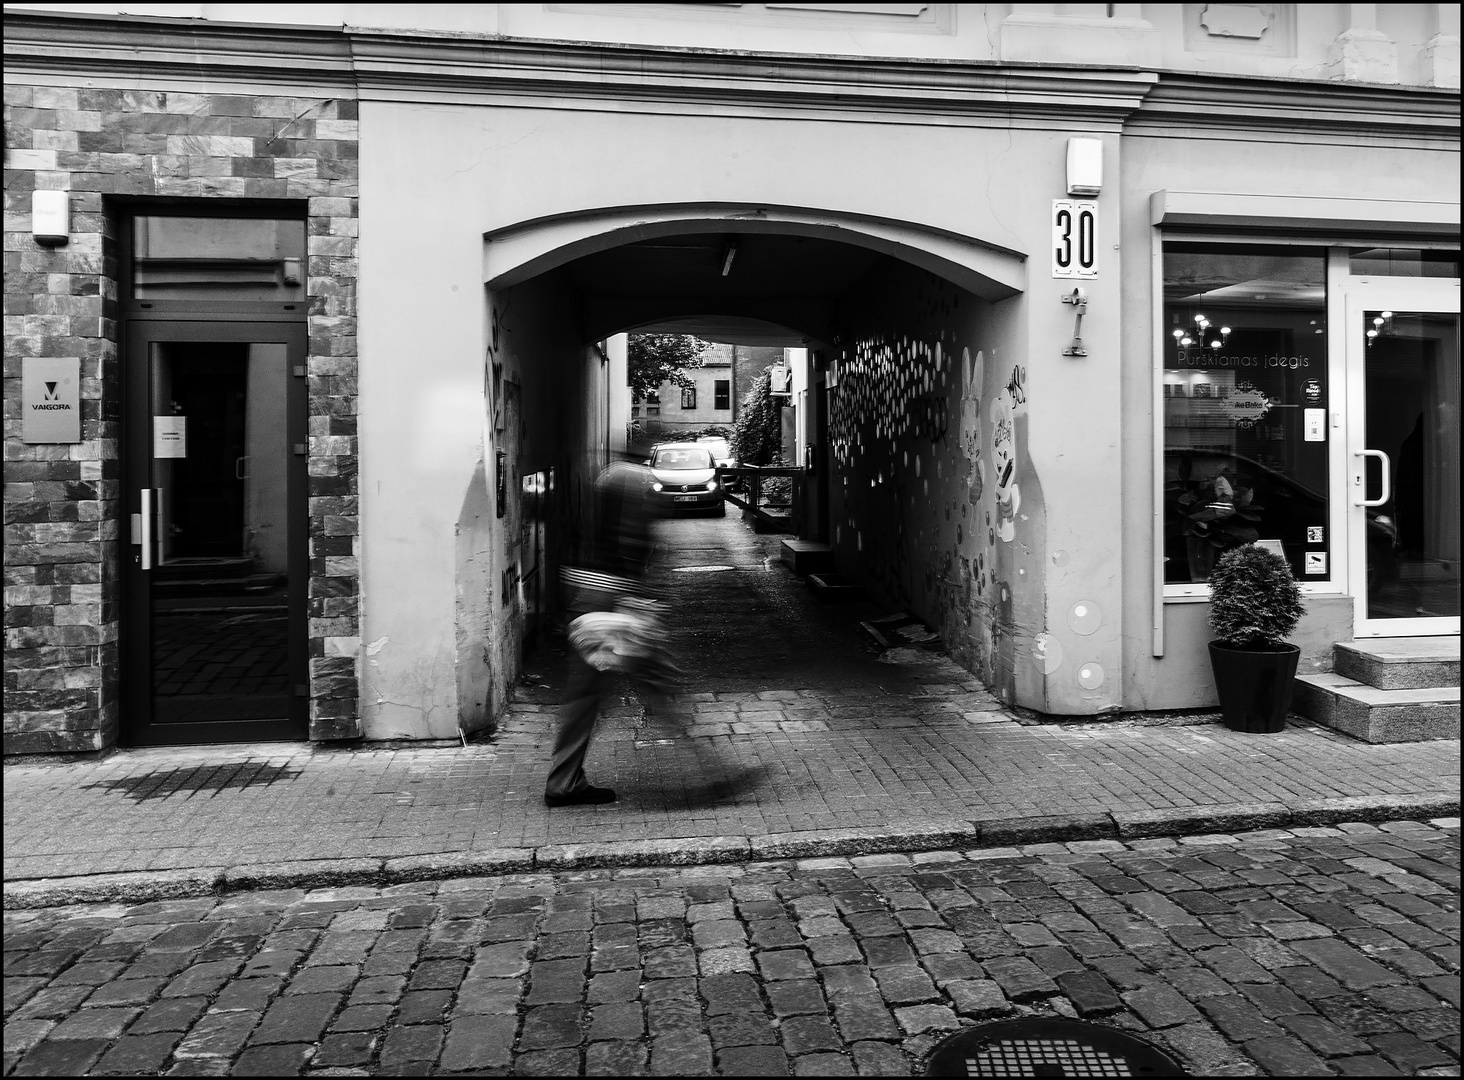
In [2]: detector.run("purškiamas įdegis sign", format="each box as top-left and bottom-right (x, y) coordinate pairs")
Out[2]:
(21, 357), (81, 443)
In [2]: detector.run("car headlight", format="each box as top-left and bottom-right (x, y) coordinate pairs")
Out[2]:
(651, 482), (663, 492)
(707, 480), (718, 492)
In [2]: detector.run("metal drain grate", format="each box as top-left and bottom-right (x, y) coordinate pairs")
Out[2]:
(669, 565), (736, 573)
(925, 1019), (1184, 1077)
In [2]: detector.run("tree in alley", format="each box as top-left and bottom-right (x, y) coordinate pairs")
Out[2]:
(627, 333), (709, 404)
(732, 368), (783, 466)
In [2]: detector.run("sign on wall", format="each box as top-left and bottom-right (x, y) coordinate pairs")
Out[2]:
(153, 416), (187, 458)
(1052, 200), (1098, 279)
(21, 357), (81, 443)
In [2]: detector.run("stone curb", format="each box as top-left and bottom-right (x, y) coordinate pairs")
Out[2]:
(751, 821), (979, 860)
(4, 795), (1457, 910)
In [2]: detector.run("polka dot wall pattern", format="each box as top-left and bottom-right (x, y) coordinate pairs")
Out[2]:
(826, 270), (1021, 691)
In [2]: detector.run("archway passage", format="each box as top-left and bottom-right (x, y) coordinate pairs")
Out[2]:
(469, 217), (1036, 734)
(567, 231), (883, 349)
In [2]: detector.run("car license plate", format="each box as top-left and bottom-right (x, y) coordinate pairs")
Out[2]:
(673, 495), (699, 503)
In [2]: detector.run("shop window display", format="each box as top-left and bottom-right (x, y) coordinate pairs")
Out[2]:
(1162, 245), (1329, 584)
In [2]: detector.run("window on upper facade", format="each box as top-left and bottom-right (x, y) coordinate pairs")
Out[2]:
(1349, 248), (1461, 278)
(681, 386), (696, 409)
(714, 380), (730, 410)
(129, 215), (306, 303)
(1162, 243), (1328, 586)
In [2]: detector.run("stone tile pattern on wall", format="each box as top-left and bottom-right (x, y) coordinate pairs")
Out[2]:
(3, 84), (360, 752)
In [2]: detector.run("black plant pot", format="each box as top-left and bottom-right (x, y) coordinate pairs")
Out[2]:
(1208, 641), (1300, 733)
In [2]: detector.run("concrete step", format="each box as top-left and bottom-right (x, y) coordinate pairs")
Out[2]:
(808, 572), (861, 603)
(780, 539), (834, 576)
(1335, 637), (1460, 690)
(1293, 671), (1460, 744)
(745, 509), (794, 534)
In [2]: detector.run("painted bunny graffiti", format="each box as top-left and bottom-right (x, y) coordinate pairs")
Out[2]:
(990, 384), (1021, 543)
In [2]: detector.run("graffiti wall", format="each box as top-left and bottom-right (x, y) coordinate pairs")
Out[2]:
(455, 276), (609, 737)
(829, 262), (1043, 706)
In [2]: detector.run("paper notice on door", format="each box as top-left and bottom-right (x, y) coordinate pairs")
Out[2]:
(1305, 552), (1327, 575)
(153, 416), (186, 458)
(1304, 408), (1326, 441)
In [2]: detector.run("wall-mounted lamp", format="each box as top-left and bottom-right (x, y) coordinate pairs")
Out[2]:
(32, 190), (69, 246)
(1066, 137), (1103, 197)
(721, 240), (738, 278)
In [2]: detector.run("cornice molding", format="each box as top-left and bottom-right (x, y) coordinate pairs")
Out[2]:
(1131, 72), (1459, 142)
(0, 11), (1131, 129)
(3, 11), (357, 91)
(3, 10), (1457, 139)
(345, 30), (1154, 129)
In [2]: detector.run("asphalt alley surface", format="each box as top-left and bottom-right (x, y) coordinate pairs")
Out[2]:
(3, 514), (1459, 897)
(4, 820), (1458, 1076)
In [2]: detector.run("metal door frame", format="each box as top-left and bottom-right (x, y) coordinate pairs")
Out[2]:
(1342, 278), (1461, 639)
(123, 315), (310, 744)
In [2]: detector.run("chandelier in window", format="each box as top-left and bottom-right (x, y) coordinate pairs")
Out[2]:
(1172, 312), (1231, 355)
(1365, 310), (1394, 347)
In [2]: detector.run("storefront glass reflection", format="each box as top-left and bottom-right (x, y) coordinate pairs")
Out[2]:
(1162, 245), (1329, 584)
(1364, 310), (1461, 620)
(148, 341), (293, 726)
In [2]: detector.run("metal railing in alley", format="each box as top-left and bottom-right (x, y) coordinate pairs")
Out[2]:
(718, 465), (800, 534)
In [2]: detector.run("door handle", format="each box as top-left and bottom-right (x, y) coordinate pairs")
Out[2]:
(235, 455), (249, 480)
(139, 488), (155, 570)
(1355, 449), (1391, 507)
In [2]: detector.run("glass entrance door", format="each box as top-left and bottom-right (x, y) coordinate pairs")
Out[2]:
(124, 320), (308, 744)
(1346, 283), (1461, 637)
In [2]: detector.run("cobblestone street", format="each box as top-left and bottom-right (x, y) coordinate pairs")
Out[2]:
(4, 819), (1459, 1076)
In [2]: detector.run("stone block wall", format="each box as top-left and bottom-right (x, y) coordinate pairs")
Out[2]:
(3, 84), (361, 752)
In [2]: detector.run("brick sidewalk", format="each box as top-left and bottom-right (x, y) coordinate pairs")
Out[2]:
(4, 514), (1459, 897)
(4, 658), (1458, 890)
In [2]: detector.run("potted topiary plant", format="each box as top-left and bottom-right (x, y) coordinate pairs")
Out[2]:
(1207, 544), (1305, 733)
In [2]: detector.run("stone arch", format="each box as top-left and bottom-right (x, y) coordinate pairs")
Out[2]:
(483, 202), (1026, 303)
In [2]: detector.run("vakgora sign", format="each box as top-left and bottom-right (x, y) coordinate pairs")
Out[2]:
(22, 357), (81, 443)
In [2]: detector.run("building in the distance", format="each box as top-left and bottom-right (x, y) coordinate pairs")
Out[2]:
(631, 341), (790, 441)
(3, 4), (1458, 754)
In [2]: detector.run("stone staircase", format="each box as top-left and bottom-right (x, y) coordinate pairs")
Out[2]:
(1293, 637), (1460, 744)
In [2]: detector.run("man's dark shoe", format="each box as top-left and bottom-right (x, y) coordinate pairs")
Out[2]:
(544, 785), (616, 807)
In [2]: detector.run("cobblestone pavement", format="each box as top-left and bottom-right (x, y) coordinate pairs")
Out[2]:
(4, 820), (1458, 1076)
(4, 517), (1459, 886)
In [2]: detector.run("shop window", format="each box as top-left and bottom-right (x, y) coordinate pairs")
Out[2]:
(714, 380), (730, 410)
(681, 386), (696, 409)
(1162, 243), (1328, 585)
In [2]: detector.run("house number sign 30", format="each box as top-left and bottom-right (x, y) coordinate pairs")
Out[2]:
(1052, 200), (1098, 279)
